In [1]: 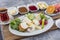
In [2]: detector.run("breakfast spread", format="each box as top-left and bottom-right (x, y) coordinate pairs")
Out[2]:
(0, 1), (59, 36)
(10, 12), (49, 32)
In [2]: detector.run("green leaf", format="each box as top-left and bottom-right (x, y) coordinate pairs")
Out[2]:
(10, 18), (21, 30)
(39, 13), (49, 20)
(15, 18), (21, 25)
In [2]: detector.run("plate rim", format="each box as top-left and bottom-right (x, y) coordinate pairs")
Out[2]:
(9, 14), (54, 36)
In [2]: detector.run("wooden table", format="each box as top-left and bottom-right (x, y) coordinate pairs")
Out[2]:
(2, 13), (60, 40)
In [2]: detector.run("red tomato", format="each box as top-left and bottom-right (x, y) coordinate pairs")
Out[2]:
(39, 20), (48, 25)
(54, 9), (59, 13)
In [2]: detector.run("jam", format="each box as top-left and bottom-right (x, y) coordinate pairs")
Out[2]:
(0, 8), (9, 22)
(29, 5), (37, 11)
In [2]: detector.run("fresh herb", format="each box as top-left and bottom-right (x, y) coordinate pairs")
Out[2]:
(10, 18), (21, 30)
(39, 12), (49, 20)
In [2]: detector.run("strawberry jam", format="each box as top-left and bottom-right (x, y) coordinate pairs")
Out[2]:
(29, 5), (37, 11)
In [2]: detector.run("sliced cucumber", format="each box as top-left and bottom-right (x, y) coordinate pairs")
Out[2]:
(26, 13), (35, 20)
(42, 18), (45, 29)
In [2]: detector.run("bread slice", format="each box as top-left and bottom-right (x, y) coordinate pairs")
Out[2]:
(19, 22), (28, 32)
(23, 17), (32, 23)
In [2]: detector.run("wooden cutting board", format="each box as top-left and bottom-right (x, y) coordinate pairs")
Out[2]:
(2, 14), (60, 40)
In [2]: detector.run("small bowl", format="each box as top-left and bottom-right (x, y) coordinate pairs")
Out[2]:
(17, 5), (29, 14)
(27, 4), (39, 12)
(55, 19), (60, 28)
(8, 7), (18, 16)
(45, 11), (56, 16)
(37, 1), (48, 10)
(45, 10), (60, 16)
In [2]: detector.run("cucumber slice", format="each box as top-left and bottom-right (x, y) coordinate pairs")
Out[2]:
(42, 18), (45, 29)
(26, 13), (35, 20)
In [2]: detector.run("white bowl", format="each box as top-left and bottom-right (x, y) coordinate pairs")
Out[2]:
(55, 19), (60, 28)
(37, 1), (48, 10)
(8, 7), (18, 16)
(17, 5), (29, 14)
(27, 4), (39, 12)
(45, 10), (60, 16)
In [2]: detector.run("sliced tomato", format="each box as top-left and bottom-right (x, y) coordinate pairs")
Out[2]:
(39, 19), (48, 25)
